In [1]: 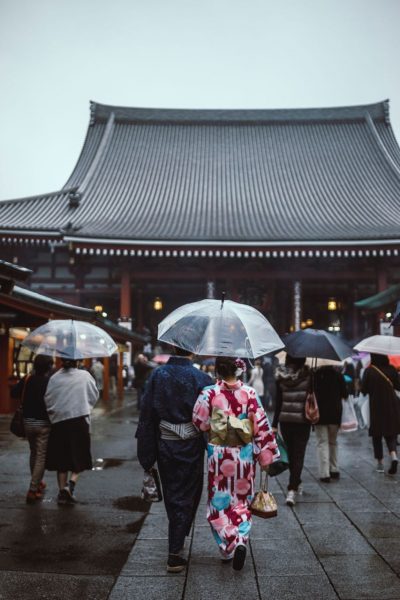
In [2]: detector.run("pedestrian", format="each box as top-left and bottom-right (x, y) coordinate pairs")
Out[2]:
(192, 357), (279, 571)
(314, 365), (348, 482)
(11, 354), (54, 504)
(90, 359), (104, 398)
(273, 354), (311, 506)
(248, 359), (265, 407)
(44, 352), (99, 504)
(133, 353), (154, 409)
(136, 347), (211, 573)
(361, 353), (400, 474)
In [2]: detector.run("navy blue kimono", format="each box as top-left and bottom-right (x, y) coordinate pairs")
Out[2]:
(136, 356), (211, 554)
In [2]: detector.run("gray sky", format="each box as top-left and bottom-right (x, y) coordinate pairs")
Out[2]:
(1, 0), (399, 200)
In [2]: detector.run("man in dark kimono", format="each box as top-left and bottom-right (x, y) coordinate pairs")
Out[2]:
(136, 348), (211, 573)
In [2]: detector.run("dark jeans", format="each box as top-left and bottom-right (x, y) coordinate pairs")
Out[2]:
(280, 422), (311, 491)
(372, 435), (397, 460)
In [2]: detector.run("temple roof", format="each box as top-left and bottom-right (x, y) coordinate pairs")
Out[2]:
(1, 100), (400, 248)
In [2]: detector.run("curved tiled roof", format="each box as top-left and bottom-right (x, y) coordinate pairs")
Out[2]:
(1, 100), (400, 246)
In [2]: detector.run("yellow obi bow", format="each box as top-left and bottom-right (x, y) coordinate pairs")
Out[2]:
(209, 407), (253, 446)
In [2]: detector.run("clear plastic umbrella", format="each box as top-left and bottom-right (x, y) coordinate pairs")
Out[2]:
(354, 335), (400, 356)
(22, 320), (117, 359)
(157, 299), (284, 358)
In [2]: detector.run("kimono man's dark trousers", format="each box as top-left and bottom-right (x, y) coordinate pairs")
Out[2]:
(157, 437), (204, 554)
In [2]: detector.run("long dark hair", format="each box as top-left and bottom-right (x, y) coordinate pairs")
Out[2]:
(33, 354), (53, 376)
(215, 357), (237, 380)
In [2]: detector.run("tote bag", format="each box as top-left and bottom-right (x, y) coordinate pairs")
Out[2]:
(340, 398), (358, 432)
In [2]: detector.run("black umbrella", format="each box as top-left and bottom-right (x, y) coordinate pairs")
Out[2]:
(390, 301), (400, 326)
(283, 328), (352, 361)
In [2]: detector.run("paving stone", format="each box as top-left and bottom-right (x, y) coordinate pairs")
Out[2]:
(346, 512), (400, 539)
(251, 543), (322, 576)
(0, 571), (114, 600)
(185, 562), (259, 599)
(120, 539), (186, 576)
(258, 574), (338, 600)
(109, 575), (184, 600)
(303, 523), (375, 557)
(294, 502), (348, 525)
(320, 555), (400, 599)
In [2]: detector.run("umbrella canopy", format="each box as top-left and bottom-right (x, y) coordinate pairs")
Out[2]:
(354, 335), (400, 356)
(157, 299), (284, 359)
(283, 328), (352, 361)
(22, 320), (118, 359)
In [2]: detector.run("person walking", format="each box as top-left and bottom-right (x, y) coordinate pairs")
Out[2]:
(248, 359), (265, 407)
(273, 355), (311, 507)
(90, 359), (104, 399)
(136, 347), (212, 573)
(11, 354), (54, 504)
(44, 353), (99, 504)
(314, 365), (348, 482)
(361, 353), (400, 474)
(192, 357), (279, 571)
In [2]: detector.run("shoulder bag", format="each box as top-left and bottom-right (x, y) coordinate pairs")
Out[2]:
(10, 375), (30, 438)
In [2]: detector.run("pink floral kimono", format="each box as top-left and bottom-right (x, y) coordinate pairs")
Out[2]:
(192, 379), (279, 559)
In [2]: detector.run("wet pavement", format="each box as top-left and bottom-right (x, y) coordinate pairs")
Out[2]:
(2, 400), (400, 599)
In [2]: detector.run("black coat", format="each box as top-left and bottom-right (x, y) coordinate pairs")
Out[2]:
(11, 375), (50, 421)
(314, 367), (348, 425)
(361, 365), (400, 437)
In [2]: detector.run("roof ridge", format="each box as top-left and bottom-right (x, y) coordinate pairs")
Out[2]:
(89, 100), (390, 125)
(365, 112), (400, 181)
(0, 187), (76, 205)
(78, 112), (115, 194)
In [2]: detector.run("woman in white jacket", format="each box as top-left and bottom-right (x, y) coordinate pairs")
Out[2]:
(44, 356), (99, 504)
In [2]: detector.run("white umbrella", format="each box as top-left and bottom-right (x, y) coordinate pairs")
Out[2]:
(23, 319), (117, 359)
(158, 298), (284, 358)
(353, 335), (400, 356)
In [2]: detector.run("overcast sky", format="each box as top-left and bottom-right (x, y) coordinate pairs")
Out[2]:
(1, 0), (399, 200)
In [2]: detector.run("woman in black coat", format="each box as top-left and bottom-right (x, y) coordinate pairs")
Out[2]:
(361, 353), (400, 474)
(314, 366), (348, 482)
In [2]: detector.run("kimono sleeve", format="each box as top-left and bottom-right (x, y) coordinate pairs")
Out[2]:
(136, 371), (159, 471)
(249, 391), (280, 468)
(192, 386), (213, 432)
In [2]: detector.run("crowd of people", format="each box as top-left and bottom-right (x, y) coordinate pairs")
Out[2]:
(11, 343), (400, 575)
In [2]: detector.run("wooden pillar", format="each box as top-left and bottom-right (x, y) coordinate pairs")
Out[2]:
(0, 332), (13, 414)
(376, 267), (388, 334)
(117, 350), (124, 400)
(103, 357), (110, 402)
(120, 271), (131, 319)
(137, 289), (144, 330)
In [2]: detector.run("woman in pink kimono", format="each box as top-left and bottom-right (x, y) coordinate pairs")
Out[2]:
(192, 357), (280, 571)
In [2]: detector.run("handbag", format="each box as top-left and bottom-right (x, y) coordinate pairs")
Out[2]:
(141, 467), (163, 502)
(340, 397), (358, 432)
(250, 471), (278, 519)
(9, 375), (30, 438)
(267, 433), (289, 477)
(305, 390), (320, 424)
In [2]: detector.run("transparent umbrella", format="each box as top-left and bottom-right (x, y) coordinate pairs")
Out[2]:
(354, 335), (400, 356)
(22, 320), (117, 359)
(157, 299), (284, 358)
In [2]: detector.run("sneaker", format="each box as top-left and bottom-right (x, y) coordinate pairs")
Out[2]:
(297, 484), (304, 496)
(232, 544), (247, 571)
(330, 471), (340, 480)
(376, 463), (384, 473)
(286, 490), (296, 507)
(38, 481), (46, 491)
(388, 459), (398, 475)
(57, 488), (75, 505)
(320, 477), (331, 483)
(166, 554), (187, 573)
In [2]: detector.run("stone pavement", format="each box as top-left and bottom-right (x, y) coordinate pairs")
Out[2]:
(2, 399), (400, 599)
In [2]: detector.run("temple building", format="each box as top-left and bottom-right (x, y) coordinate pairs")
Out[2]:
(1, 99), (400, 340)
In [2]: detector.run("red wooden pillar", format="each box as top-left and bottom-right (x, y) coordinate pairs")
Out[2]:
(137, 289), (143, 330)
(120, 271), (131, 320)
(376, 268), (388, 333)
(103, 357), (110, 402)
(0, 332), (13, 413)
(117, 350), (124, 400)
